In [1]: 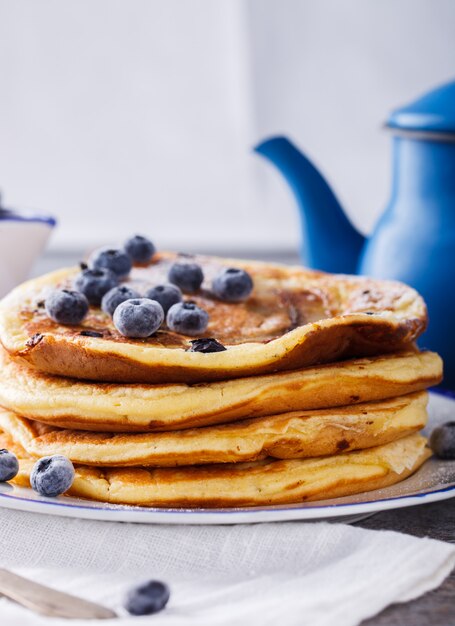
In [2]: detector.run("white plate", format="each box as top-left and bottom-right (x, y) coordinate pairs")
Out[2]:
(0, 392), (454, 524)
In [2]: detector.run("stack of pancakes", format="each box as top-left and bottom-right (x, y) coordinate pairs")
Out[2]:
(0, 253), (443, 507)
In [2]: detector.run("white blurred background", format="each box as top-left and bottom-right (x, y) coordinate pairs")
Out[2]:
(0, 0), (454, 267)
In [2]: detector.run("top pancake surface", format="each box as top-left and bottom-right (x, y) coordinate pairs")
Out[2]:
(0, 252), (427, 383)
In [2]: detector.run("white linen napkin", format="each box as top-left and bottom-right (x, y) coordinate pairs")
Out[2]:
(0, 508), (453, 626)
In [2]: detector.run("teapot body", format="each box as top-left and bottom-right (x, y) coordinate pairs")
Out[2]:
(359, 135), (455, 386)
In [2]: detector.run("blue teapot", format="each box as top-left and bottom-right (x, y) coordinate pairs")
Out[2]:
(255, 80), (455, 387)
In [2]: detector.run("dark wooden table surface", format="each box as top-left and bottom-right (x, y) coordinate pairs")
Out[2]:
(358, 498), (455, 625)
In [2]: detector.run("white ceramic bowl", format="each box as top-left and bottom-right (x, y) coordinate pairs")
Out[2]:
(0, 212), (56, 298)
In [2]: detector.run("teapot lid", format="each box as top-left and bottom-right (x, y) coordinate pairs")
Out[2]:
(387, 79), (455, 136)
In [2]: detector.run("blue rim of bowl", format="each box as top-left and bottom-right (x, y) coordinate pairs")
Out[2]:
(0, 209), (56, 227)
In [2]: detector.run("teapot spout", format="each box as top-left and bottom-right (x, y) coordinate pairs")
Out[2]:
(254, 136), (365, 274)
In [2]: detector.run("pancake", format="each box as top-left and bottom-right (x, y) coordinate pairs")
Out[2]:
(3, 432), (430, 507)
(0, 253), (427, 383)
(0, 347), (441, 431)
(0, 392), (428, 466)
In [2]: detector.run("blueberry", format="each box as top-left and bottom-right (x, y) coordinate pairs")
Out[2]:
(0, 449), (19, 482)
(45, 289), (89, 325)
(113, 298), (164, 338)
(189, 337), (226, 353)
(166, 302), (209, 336)
(124, 235), (156, 264)
(101, 285), (140, 317)
(168, 262), (203, 293)
(430, 422), (455, 460)
(30, 455), (75, 497)
(145, 283), (182, 314)
(212, 267), (253, 302)
(74, 268), (119, 306)
(89, 247), (132, 279)
(124, 580), (170, 616)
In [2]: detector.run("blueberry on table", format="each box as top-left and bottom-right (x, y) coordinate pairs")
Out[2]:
(74, 268), (119, 306)
(45, 289), (89, 325)
(113, 298), (164, 338)
(30, 455), (75, 497)
(0, 449), (19, 482)
(166, 301), (209, 336)
(145, 283), (182, 314)
(124, 580), (170, 616)
(212, 267), (253, 302)
(124, 235), (156, 264)
(430, 422), (455, 459)
(189, 337), (226, 353)
(168, 262), (204, 293)
(89, 247), (132, 279)
(101, 285), (140, 317)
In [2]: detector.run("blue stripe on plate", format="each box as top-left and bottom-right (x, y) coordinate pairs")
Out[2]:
(1, 483), (454, 516)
